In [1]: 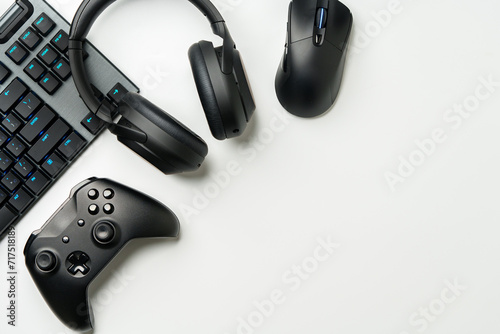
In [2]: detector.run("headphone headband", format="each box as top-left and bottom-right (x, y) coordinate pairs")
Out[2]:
(69, 0), (235, 118)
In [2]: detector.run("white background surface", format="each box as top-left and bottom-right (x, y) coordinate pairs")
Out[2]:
(2, 0), (500, 333)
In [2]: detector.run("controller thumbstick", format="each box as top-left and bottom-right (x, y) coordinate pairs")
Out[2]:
(93, 221), (116, 244)
(36, 251), (57, 272)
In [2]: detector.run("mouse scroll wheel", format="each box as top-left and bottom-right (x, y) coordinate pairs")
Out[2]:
(315, 8), (328, 29)
(314, 8), (328, 46)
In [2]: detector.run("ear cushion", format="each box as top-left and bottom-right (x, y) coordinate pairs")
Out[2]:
(188, 42), (227, 140)
(121, 92), (208, 158)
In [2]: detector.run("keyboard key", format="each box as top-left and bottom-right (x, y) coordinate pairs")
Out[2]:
(38, 44), (59, 67)
(6, 137), (26, 158)
(14, 157), (35, 178)
(28, 118), (70, 163)
(81, 112), (105, 135)
(0, 62), (11, 84)
(57, 132), (86, 160)
(52, 58), (71, 81)
(39, 73), (61, 95)
(5, 42), (28, 65)
(0, 151), (13, 172)
(0, 188), (7, 205)
(2, 113), (23, 134)
(51, 30), (69, 53)
(42, 152), (66, 177)
(2, 172), (21, 192)
(0, 129), (8, 147)
(26, 171), (50, 195)
(19, 27), (42, 50)
(20, 105), (56, 143)
(15, 92), (42, 119)
(0, 79), (29, 113)
(0, 206), (17, 236)
(24, 59), (47, 82)
(9, 187), (34, 213)
(32, 13), (55, 37)
(107, 83), (128, 104)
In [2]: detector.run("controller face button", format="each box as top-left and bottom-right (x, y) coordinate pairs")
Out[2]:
(93, 221), (115, 244)
(62, 236), (70, 243)
(103, 203), (114, 214)
(103, 189), (114, 199)
(67, 251), (91, 276)
(36, 251), (57, 272)
(87, 189), (99, 200)
(88, 204), (99, 215)
(77, 219), (85, 227)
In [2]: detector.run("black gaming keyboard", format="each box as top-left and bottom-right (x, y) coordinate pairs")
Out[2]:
(0, 0), (138, 236)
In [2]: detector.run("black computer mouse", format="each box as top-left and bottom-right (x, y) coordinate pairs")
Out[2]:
(275, 0), (353, 118)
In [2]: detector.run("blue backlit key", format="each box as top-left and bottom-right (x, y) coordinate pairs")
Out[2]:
(9, 187), (34, 213)
(1, 171), (21, 192)
(57, 132), (86, 160)
(24, 59), (47, 82)
(52, 58), (71, 81)
(51, 30), (69, 53)
(6, 137), (27, 158)
(2, 113), (23, 134)
(14, 157), (35, 178)
(0, 151), (13, 172)
(0, 62), (11, 84)
(32, 13), (55, 37)
(5, 42), (28, 65)
(38, 44), (59, 67)
(42, 152), (66, 177)
(27, 118), (70, 163)
(81, 112), (105, 135)
(0, 78), (29, 114)
(19, 105), (56, 143)
(107, 83), (128, 104)
(15, 92), (42, 119)
(38, 73), (61, 95)
(19, 27), (42, 51)
(26, 171), (50, 195)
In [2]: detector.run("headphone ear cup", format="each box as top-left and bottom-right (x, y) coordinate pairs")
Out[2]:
(117, 92), (208, 174)
(188, 42), (227, 140)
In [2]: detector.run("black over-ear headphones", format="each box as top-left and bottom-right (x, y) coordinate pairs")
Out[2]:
(68, 0), (255, 174)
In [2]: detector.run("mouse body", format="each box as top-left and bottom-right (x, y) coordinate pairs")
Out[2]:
(275, 0), (353, 118)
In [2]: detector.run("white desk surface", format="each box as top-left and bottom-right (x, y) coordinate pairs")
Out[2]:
(2, 0), (500, 333)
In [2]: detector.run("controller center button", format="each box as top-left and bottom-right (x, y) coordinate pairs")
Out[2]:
(88, 204), (99, 215)
(88, 189), (99, 200)
(93, 221), (115, 244)
(67, 251), (90, 276)
(103, 203), (114, 214)
(36, 251), (57, 272)
(103, 189), (114, 199)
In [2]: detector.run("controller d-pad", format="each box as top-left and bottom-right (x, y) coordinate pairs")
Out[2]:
(67, 251), (90, 276)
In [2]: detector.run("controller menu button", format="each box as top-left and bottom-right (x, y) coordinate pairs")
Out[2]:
(67, 251), (90, 276)
(36, 251), (57, 272)
(93, 221), (115, 245)
(103, 189), (114, 199)
(103, 203), (114, 214)
(77, 219), (85, 227)
(88, 204), (99, 215)
(88, 189), (99, 200)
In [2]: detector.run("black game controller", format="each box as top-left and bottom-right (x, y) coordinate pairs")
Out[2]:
(24, 178), (180, 331)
